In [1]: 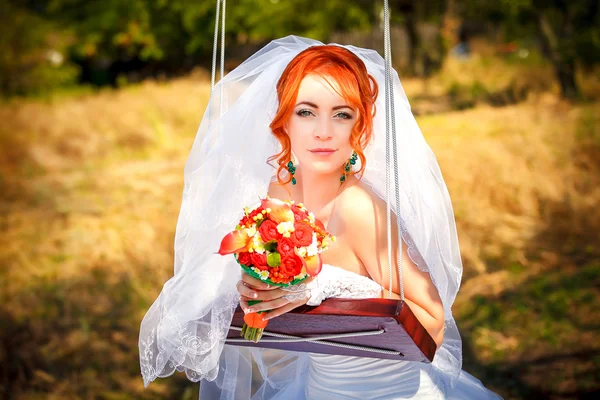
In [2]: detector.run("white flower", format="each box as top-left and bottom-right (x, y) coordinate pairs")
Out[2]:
(293, 271), (307, 280)
(259, 270), (269, 280)
(307, 212), (315, 224)
(252, 234), (265, 253)
(245, 226), (257, 237)
(277, 221), (295, 238)
(296, 247), (307, 257)
(305, 232), (319, 257)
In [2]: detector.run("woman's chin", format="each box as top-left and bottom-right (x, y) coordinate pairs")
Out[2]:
(302, 165), (342, 177)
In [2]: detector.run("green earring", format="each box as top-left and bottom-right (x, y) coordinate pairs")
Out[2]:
(287, 160), (297, 185)
(340, 151), (358, 182)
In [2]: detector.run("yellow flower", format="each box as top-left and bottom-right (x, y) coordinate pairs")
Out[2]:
(276, 221), (295, 238)
(252, 234), (266, 254)
(296, 247), (307, 257)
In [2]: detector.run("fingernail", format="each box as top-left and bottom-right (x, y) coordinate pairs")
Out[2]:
(250, 292), (258, 298)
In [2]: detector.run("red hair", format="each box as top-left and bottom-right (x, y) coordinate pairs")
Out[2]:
(268, 45), (379, 186)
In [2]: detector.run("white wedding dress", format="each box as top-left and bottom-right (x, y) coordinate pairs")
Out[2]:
(201, 264), (503, 400)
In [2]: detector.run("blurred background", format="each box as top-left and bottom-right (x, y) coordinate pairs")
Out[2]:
(0, 0), (599, 399)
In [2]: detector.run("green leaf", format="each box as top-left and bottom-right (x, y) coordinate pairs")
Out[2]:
(264, 241), (277, 252)
(267, 252), (281, 267)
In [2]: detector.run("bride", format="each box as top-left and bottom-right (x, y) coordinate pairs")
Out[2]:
(139, 36), (503, 399)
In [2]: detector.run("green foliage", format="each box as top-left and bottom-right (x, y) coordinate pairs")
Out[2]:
(2, 0), (375, 94)
(228, 0), (373, 43)
(462, 0), (600, 98)
(462, 0), (600, 67)
(0, 3), (79, 96)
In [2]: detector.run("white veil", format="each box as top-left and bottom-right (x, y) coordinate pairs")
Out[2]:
(139, 35), (463, 398)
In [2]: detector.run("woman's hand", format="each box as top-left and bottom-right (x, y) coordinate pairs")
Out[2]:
(236, 272), (311, 321)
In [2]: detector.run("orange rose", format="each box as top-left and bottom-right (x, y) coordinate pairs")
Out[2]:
(280, 254), (303, 277)
(290, 222), (313, 247)
(250, 252), (268, 268)
(259, 219), (281, 242)
(237, 252), (252, 266)
(277, 237), (296, 258)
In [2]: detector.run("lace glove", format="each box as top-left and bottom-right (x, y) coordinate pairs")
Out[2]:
(282, 265), (383, 306)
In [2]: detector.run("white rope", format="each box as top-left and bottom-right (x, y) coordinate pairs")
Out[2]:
(208, 0), (227, 125)
(383, 0), (405, 301)
(210, 0), (221, 92)
(219, 0), (226, 116)
(226, 326), (403, 355)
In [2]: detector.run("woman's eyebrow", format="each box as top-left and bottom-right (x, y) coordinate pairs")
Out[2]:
(295, 101), (352, 111)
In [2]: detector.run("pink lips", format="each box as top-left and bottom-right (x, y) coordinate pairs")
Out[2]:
(309, 148), (337, 156)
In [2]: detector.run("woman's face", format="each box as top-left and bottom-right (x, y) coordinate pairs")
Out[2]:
(286, 74), (356, 177)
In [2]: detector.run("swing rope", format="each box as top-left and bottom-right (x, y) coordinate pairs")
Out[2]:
(208, 0), (227, 125)
(383, 0), (405, 301)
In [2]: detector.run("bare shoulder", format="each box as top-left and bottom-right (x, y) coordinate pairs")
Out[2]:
(267, 179), (291, 201)
(338, 181), (445, 348)
(335, 180), (389, 233)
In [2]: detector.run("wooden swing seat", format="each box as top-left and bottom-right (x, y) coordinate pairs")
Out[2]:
(226, 298), (436, 363)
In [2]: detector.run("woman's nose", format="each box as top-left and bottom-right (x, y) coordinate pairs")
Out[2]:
(314, 118), (333, 140)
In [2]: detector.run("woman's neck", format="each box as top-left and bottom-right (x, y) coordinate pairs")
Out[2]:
(294, 167), (355, 213)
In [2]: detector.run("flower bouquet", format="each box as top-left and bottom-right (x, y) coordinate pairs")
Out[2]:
(218, 197), (335, 342)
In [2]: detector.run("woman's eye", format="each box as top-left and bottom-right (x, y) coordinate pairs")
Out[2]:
(335, 112), (353, 120)
(297, 109), (314, 117)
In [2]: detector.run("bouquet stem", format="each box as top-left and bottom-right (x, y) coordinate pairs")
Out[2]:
(241, 300), (268, 343)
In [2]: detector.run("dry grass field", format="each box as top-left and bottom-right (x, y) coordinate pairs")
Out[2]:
(1, 53), (599, 399)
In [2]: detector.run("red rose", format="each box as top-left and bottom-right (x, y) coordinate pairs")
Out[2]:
(250, 252), (267, 268)
(280, 254), (303, 277)
(290, 222), (313, 247)
(292, 205), (309, 222)
(259, 219), (281, 242)
(277, 237), (296, 258)
(314, 218), (326, 232)
(237, 252), (252, 266)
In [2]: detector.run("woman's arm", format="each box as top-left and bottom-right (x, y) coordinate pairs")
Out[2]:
(340, 185), (445, 349)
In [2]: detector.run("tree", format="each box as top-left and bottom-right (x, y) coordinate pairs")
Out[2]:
(2, 0), (376, 90)
(461, 0), (600, 99)
(0, 1), (79, 96)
